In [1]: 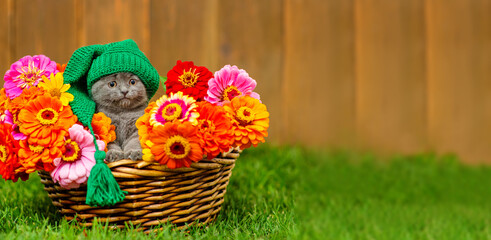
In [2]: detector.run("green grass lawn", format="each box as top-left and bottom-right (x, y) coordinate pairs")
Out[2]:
(1, 146), (491, 239)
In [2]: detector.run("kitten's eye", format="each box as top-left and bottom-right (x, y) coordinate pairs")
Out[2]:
(129, 79), (137, 85)
(108, 81), (117, 88)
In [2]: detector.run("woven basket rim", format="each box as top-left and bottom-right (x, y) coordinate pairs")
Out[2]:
(39, 148), (241, 179)
(106, 148), (240, 173)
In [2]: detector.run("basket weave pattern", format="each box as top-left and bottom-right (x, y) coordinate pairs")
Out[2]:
(38, 149), (240, 230)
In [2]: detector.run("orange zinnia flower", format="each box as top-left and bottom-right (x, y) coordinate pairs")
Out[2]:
(6, 86), (48, 141)
(0, 123), (28, 182)
(92, 112), (116, 146)
(17, 139), (63, 173)
(223, 95), (269, 149)
(56, 63), (67, 73)
(149, 122), (203, 169)
(7, 86), (47, 116)
(136, 102), (157, 137)
(18, 95), (77, 146)
(0, 88), (8, 112)
(136, 102), (157, 161)
(195, 102), (234, 159)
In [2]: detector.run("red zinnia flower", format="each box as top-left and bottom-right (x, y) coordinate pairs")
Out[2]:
(166, 60), (213, 101)
(0, 123), (28, 182)
(195, 102), (234, 159)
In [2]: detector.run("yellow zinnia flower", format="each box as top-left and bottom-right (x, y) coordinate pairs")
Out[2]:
(38, 73), (74, 106)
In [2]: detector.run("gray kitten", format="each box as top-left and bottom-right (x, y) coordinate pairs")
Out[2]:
(91, 72), (148, 162)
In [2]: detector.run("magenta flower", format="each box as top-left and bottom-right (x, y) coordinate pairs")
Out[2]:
(50, 124), (105, 189)
(1, 110), (26, 140)
(205, 65), (260, 106)
(4, 55), (59, 99)
(149, 91), (199, 127)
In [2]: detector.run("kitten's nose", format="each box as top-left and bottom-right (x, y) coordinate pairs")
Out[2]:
(122, 90), (128, 96)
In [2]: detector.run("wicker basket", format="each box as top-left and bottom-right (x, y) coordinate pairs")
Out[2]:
(38, 148), (240, 232)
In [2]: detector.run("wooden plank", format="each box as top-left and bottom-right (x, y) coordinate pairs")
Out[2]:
(216, 0), (283, 143)
(427, 0), (491, 164)
(83, 0), (151, 52)
(283, 0), (355, 147)
(149, 0), (219, 101)
(0, 0), (11, 81)
(3, 0), (491, 163)
(14, 0), (77, 65)
(354, 0), (427, 154)
(82, 0), (154, 96)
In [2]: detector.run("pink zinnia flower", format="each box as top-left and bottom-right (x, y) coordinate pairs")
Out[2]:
(205, 65), (260, 106)
(50, 124), (105, 189)
(150, 91), (199, 127)
(4, 55), (58, 99)
(1, 110), (26, 140)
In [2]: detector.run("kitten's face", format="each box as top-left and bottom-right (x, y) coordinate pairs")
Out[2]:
(91, 72), (148, 109)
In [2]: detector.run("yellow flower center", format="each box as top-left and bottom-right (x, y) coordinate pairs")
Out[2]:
(222, 86), (241, 101)
(236, 106), (255, 125)
(13, 112), (21, 126)
(164, 135), (191, 160)
(0, 145), (7, 163)
(36, 108), (59, 125)
(29, 145), (44, 153)
(62, 139), (81, 162)
(49, 88), (62, 98)
(198, 119), (215, 133)
(21, 73), (40, 85)
(162, 103), (182, 121)
(179, 69), (200, 88)
(20, 63), (44, 86)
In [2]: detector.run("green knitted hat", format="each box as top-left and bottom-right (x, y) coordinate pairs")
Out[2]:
(63, 39), (159, 207)
(64, 39), (159, 127)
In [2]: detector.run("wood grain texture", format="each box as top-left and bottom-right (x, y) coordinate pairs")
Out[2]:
(149, 0), (218, 101)
(216, 0), (283, 143)
(83, 0), (151, 51)
(14, 0), (77, 64)
(426, 0), (491, 163)
(2, 0), (491, 162)
(355, 0), (427, 154)
(0, 0), (11, 79)
(283, 0), (355, 146)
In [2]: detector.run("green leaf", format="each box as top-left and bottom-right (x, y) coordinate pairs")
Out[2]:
(160, 76), (167, 93)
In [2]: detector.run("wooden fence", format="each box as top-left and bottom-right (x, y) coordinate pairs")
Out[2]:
(0, 0), (491, 163)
